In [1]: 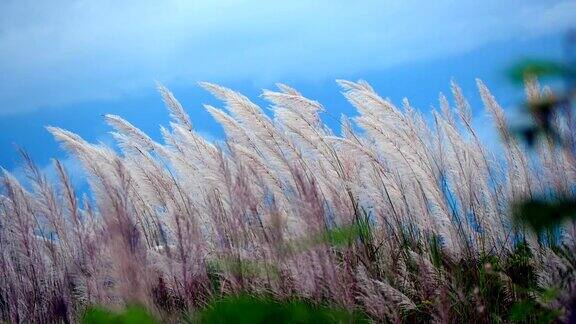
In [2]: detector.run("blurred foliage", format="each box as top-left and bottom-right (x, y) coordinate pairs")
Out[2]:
(504, 42), (576, 321)
(83, 304), (157, 324)
(513, 93), (565, 146)
(187, 295), (369, 324)
(513, 197), (576, 232)
(508, 59), (574, 84)
(82, 296), (368, 324)
(509, 299), (562, 323)
(507, 35), (576, 235)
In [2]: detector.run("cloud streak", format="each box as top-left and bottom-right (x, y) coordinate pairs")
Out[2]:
(0, 0), (575, 114)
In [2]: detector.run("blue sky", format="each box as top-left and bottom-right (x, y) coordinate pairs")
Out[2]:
(1, 0), (575, 185)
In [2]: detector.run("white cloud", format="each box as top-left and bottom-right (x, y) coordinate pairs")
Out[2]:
(0, 0), (574, 114)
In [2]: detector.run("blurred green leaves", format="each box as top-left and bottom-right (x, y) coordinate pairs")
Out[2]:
(513, 197), (576, 233)
(509, 299), (561, 323)
(189, 295), (369, 324)
(84, 298), (369, 324)
(507, 47), (576, 235)
(508, 59), (574, 84)
(83, 304), (157, 324)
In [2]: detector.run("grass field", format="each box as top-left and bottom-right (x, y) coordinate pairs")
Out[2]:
(1, 79), (574, 323)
